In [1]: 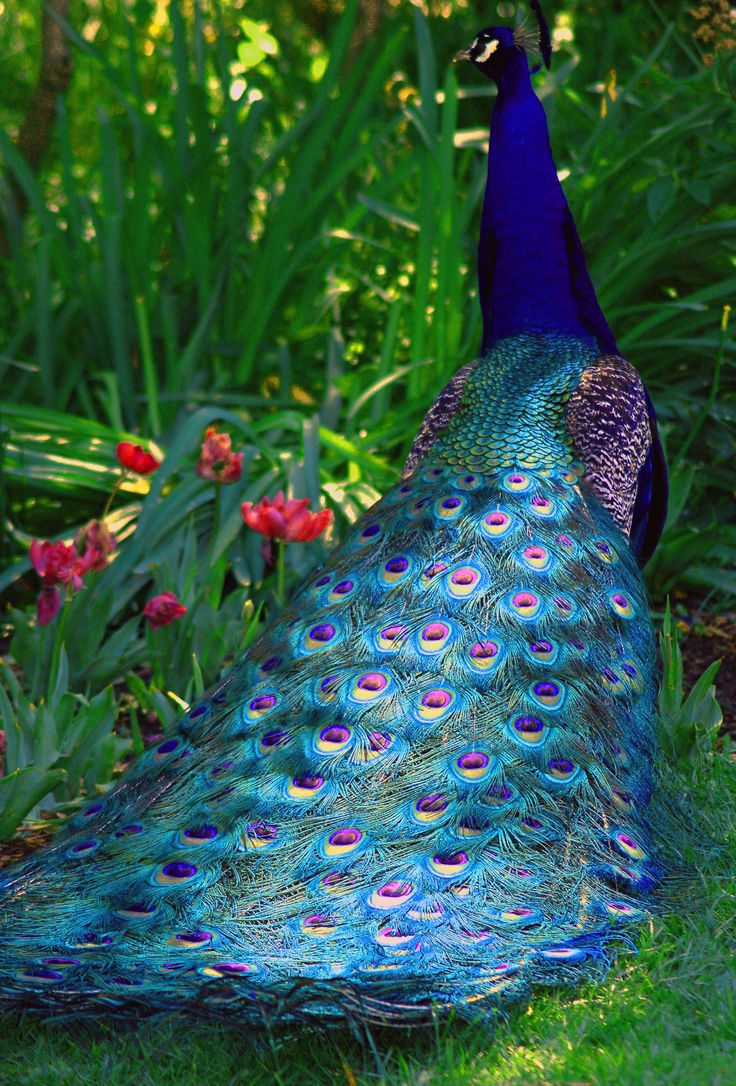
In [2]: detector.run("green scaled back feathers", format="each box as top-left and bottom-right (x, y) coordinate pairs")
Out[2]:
(0, 334), (661, 1024)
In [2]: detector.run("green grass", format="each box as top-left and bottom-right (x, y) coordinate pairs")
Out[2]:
(1, 747), (733, 1086)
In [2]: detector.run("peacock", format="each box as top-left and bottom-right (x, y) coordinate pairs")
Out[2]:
(0, 4), (670, 1026)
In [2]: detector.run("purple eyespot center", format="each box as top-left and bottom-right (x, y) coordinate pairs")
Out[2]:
(380, 624), (406, 642)
(554, 596), (572, 611)
(378, 881), (412, 898)
(458, 752), (489, 770)
(433, 851), (467, 866)
(315, 575), (331, 588)
(71, 840), (96, 853)
(162, 862), (197, 880)
(549, 759), (574, 774)
(176, 931), (211, 944)
(471, 641), (498, 659)
(513, 592), (537, 609)
(486, 513), (508, 526)
(513, 715), (544, 734)
(292, 774), (324, 790)
(532, 496), (550, 507)
(362, 524), (380, 537)
(385, 557), (409, 573)
(421, 689), (451, 709)
(416, 793), (448, 814)
(557, 535), (573, 547)
(261, 729), (290, 748)
(441, 498), (461, 510)
(613, 594), (628, 608)
(451, 568), (476, 586)
(422, 622), (449, 641)
(247, 822), (278, 840)
(530, 640), (553, 654)
(157, 739), (179, 754)
(115, 825), (143, 837)
(320, 725), (349, 744)
(189, 706), (207, 719)
(308, 624), (336, 643)
(262, 656), (282, 672)
(357, 672), (387, 692)
(522, 817), (543, 830)
(329, 828), (362, 847)
(250, 694), (277, 712)
(533, 681), (559, 698)
(333, 580), (353, 595)
(214, 962), (252, 974)
(184, 825), (218, 839)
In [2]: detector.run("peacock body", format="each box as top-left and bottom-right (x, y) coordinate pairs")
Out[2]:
(0, 11), (669, 1025)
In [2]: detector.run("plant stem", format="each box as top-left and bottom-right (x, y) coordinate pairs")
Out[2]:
(48, 591), (71, 699)
(209, 485), (222, 564)
(101, 471), (127, 520)
(276, 539), (286, 607)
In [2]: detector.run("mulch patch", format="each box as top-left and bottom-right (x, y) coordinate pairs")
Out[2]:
(0, 828), (54, 869)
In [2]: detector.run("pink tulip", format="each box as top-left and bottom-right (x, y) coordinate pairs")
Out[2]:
(196, 426), (243, 485)
(241, 492), (332, 543)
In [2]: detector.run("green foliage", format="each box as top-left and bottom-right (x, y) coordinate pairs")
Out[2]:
(1, 2), (734, 596)
(659, 599), (723, 764)
(0, 658), (123, 840)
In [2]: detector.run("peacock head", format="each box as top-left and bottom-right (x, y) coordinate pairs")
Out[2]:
(455, 2), (552, 81)
(454, 26), (516, 74)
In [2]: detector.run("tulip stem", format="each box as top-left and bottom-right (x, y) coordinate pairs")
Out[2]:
(276, 539), (286, 607)
(48, 592), (71, 699)
(209, 486), (222, 564)
(102, 471), (127, 520)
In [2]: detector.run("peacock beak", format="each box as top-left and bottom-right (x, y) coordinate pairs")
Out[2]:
(453, 47), (473, 64)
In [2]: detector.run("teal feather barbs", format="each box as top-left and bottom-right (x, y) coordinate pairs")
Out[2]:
(0, 331), (659, 1022)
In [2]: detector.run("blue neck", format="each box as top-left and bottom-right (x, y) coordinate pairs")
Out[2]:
(478, 60), (616, 354)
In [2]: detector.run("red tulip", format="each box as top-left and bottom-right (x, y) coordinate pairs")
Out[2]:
(196, 426), (244, 485)
(116, 441), (161, 475)
(75, 520), (118, 573)
(30, 539), (88, 592)
(143, 591), (187, 630)
(241, 492), (333, 543)
(29, 538), (99, 626)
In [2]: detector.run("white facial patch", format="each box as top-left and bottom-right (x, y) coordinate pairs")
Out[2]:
(474, 38), (499, 63)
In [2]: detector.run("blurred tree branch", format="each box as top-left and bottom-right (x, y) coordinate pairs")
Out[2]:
(1, 0), (73, 251)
